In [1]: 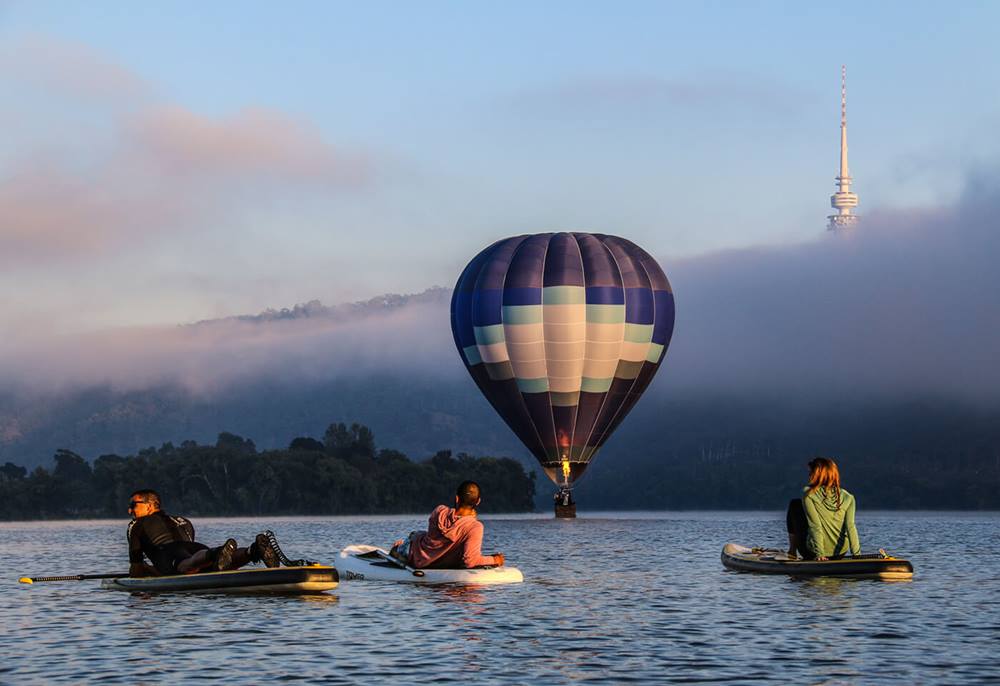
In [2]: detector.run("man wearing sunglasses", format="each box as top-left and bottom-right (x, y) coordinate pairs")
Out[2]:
(127, 489), (279, 577)
(391, 480), (505, 570)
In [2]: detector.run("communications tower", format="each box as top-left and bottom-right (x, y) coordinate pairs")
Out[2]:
(827, 65), (859, 231)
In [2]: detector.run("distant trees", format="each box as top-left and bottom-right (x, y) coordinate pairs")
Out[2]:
(0, 423), (536, 520)
(288, 437), (324, 452)
(323, 422), (375, 459)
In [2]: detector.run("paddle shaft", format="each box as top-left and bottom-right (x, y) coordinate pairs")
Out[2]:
(20, 573), (127, 584)
(375, 549), (425, 577)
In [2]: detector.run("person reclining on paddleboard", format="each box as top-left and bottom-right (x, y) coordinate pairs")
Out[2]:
(786, 457), (861, 561)
(391, 480), (504, 569)
(126, 489), (280, 576)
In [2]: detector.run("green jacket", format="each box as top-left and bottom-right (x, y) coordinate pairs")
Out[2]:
(803, 486), (861, 558)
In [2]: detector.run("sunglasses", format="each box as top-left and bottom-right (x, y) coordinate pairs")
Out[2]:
(128, 500), (146, 509)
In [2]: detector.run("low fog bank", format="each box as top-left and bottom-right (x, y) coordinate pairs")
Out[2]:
(662, 170), (1000, 402)
(2, 168), (999, 407)
(0, 292), (460, 397)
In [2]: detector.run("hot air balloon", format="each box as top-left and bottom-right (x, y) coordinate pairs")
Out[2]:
(450, 233), (675, 511)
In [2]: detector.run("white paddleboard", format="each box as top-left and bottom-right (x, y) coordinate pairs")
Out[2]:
(338, 545), (523, 584)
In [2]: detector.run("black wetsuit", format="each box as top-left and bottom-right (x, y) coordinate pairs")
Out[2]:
(127, 511), (209, 575)
(785, 499), (815, 560)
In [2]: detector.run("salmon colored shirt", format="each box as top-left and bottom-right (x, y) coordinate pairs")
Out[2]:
(408, 505), (499, 569)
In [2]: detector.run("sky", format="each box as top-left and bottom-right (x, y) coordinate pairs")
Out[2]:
(2, 2), (1000, 359)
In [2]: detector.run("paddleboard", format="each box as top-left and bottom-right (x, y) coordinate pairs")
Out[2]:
(721, 543), (913, 580)
(100, 565), (339, 594)
(339, 545), (523, 584)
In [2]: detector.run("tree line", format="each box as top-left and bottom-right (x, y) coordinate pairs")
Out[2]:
(0, 422), (536, 520)
(575, 400), (1000, 510)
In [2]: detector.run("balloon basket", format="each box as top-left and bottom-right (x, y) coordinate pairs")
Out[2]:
(554, 502), (577, 519)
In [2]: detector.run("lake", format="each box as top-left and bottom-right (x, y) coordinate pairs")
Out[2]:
(3, 511), (998, 684)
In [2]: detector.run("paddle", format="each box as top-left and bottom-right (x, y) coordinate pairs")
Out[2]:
(19, 573), (128, 584)
(373, 549), (425, 577)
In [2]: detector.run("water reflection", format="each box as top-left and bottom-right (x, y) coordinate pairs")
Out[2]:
(426, 584), (487, 604)
(3, 513), (999, 684)
(297, 593), (340, 605)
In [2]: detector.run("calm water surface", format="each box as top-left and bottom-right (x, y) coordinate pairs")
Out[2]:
(3, 512), (999, 684)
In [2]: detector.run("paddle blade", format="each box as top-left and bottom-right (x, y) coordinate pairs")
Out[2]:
(19, 577), (33, 584)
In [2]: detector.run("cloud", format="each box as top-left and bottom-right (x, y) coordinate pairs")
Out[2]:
(507, 72), (811, 115)
(0, 37), (373, 266)
(0, 34), (149, 103)
(128, 106), (370, 184)
(0, 158), (185, 261)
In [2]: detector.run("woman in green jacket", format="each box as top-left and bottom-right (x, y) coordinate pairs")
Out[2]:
(786, 457), (861, 560)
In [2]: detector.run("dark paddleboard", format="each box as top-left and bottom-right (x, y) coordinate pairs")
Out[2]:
(721, 543), (913, 580)
(101, 565), (339, 594)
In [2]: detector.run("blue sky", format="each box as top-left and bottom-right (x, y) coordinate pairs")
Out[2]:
(2, 1), (999, 332)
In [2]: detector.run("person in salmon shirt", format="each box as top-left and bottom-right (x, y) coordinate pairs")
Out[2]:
(391, 480), (505, 569)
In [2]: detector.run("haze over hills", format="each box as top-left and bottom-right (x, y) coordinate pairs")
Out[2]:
(0, 286), (483, 464)
(190, 287), (452, 326)
(2, 177), (1000, 509)
(2, 345), (997, 509)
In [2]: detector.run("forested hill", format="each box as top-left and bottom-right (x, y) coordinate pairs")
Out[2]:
(0, 422), (536, 520)
(4, 395), (1000, 514)
(571, 396), (1000, 510)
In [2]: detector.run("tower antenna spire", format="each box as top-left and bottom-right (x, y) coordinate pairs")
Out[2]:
(827, 65), (859, 231)
(841, 64), (847, 128)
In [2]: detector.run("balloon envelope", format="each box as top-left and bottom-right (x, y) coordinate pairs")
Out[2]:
(450, 233), (674, 487)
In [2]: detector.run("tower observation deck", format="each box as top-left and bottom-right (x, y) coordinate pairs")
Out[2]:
(828, 65), (859, 231)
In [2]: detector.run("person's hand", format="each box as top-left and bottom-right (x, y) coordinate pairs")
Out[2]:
(816, 556), (828, 561)
(493, 552), (505, 566)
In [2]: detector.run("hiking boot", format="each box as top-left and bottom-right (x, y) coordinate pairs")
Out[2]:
(249, 533), (280, 568)
(215, 538), (238, 571)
